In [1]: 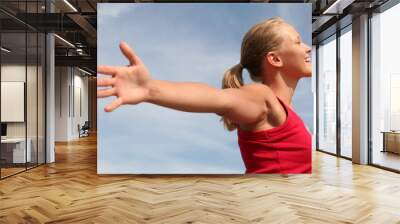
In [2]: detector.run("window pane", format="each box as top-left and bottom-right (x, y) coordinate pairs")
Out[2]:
(318, 35), (337, 154)
(1, 30), (27, 177)
(340, 27), (352, 158)
(38, 32), (45, 165)
(27, 31), (38, 169)
(371, 3), (400, 171)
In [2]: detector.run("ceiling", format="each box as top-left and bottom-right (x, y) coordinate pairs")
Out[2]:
(0, 0), (392, 72)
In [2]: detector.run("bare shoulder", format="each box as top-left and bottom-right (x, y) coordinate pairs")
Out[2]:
(218, 83), (272, 125)
(240, 83), (273, 100)
(235, 83), (283, 131)
(241, 84), (282, 114)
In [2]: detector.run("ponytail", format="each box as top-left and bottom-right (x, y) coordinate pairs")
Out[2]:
(219, 17), (286, 131)
(221, 63), (244, 89)
(220, 63), (244, 131)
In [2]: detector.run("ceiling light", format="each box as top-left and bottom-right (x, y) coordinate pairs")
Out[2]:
(78, 67), (92, 76)
(54, 34), (75, 48)
(1, 47), (11, 53)
(322, 0), (355, 15)
(63, 0), (78, 12)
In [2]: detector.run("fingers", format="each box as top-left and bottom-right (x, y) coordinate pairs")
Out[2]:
(105, 98), (123, 112)
(97, 65), (117, 76)
(119, 41), (143, 66)
(97, 77), (115, 87)
(97, 88), (116, 98)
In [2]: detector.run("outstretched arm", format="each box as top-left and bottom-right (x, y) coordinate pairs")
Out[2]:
(97, 42), (268, 124)
(146, 80), (229, 114)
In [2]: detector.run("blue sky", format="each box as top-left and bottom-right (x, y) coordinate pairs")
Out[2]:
(97, 3), (312, 174)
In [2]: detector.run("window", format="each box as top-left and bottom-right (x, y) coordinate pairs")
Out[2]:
(371, 2), (400, 171)
(339, 26), (352, 158)
(0, 1), (46, 179)
(317, 35), (337, 154)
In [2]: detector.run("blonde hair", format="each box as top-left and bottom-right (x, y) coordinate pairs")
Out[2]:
(220, 17), (286, 131)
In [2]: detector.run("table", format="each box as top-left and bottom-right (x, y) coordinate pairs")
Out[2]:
(1, 138), (31, 163)
(381, 131), (400, 154)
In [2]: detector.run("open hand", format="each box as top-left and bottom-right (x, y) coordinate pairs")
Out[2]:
(97, 42), (152, 112)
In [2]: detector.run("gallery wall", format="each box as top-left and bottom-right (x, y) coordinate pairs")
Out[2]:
(54, 66), (89, 141)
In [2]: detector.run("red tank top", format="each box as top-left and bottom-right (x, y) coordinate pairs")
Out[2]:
(237, 96), (312, 174)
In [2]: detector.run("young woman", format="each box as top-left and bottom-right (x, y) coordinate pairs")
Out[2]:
(97, 17), (312, 174)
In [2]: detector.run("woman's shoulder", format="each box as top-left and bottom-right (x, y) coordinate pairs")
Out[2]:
(240, 83), (273, 98)
(240, 83), (276, 102)
(237, 83), (288, 132)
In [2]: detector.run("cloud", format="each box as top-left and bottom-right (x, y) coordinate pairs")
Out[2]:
(98, 103), (244, 174)
(98, 3), (136, 18)
(97, 3), (312, 174)
(99, 158), (240, 174)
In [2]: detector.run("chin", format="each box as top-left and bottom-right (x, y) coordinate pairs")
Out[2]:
(299, 69), (312, 78)
(303, 65), (312, 77)
(304, 71), (312, 77)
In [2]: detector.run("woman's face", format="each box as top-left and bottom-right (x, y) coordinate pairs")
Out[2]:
(275, 24), (312, 78)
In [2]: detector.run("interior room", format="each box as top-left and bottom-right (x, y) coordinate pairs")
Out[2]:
(0, 0), (399, 223)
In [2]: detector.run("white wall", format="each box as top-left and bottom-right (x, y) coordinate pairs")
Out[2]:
(55, 67), (89, 141)
(1, 65), (26, 130)
(1, 82), (25, 122)
(55, 66), (69, 141)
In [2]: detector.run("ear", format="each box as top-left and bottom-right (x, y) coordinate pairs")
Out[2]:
(265, 52), (283, 68)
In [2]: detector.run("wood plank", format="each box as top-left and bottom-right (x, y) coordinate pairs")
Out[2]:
(0, 133), (400, 223)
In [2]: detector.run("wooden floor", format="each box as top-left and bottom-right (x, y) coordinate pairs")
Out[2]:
(1, 163), (44, 178)
(1, 134), (400, 224)
(0, 167), (26, 178)
(373, 151), (400, 171)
